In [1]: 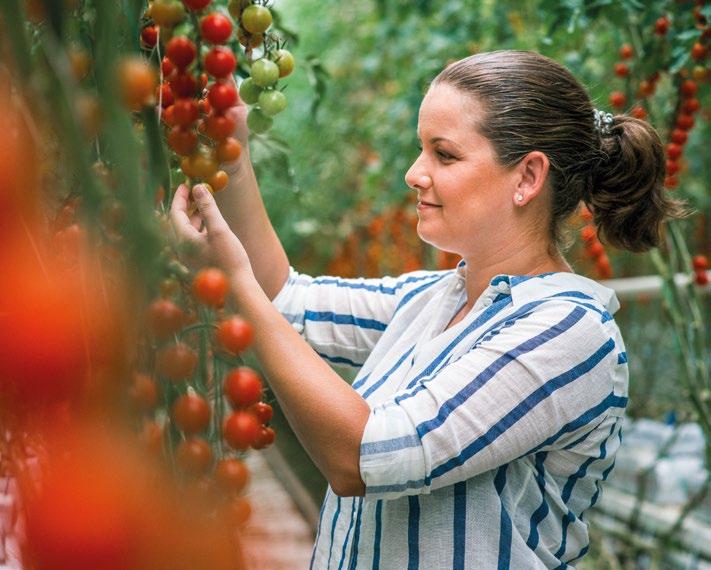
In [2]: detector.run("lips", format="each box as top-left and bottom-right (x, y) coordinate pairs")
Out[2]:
(417, 200), (441, 207)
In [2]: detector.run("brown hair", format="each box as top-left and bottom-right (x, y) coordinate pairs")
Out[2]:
(432, 50), (689, 252)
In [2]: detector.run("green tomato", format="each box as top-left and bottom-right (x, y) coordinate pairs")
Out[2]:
(241, 5), (272, 34)
(258, 90), (287, 116)
(250, 59), (279, 88)
(275, 49), (295, 78)
(247, 107), (273, 134)
(239, 78), (262, 105)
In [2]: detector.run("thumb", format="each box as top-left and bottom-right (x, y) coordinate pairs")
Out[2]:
(192, 184), (226, 232)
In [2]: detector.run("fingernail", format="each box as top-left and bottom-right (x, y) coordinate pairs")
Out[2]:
(193, 184), (207, 198)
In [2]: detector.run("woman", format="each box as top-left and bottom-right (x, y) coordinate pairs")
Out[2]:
(171, 51), (685, 569)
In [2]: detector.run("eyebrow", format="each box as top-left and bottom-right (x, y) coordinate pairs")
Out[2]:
(416, 135), (462, 148)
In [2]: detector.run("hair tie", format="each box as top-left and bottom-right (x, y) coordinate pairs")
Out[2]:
(593, 109), (614, 136)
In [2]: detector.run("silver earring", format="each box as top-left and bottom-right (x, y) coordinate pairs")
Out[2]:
(515, 193), (524, 203)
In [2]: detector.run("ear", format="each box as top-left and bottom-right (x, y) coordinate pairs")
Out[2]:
(512, 151), (549, 206)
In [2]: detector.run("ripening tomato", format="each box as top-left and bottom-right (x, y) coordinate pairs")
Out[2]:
(156, 342), (197, 381)
(204, 47), (236, 78)
(204, 113), (236, 140)
(150, 0), (186, 28)
(208, 81), (237, 111)
(168, 127), (198, 156)
(586, 241), (604, 259)
(208, 170), (229, 192)
(250, 401), (273, 424)
(176, 438), (213, 474)
(189, 148), (220, 179)
(201, 13), (233, 44)
(215, 458), (249, 494)
(129, 373), (160, 412)
(146, 299), (184, 338)
(192, 267), (228, 306)
(162, 105), (177, 126)
(223, 411), (260, 450)
(170, 72), (197, 98)
(216, 137), (242, 163)
(183, 0), (212, 10)
(581, 225), (596, 242)
(664, 175), (678, 189)
(224, 367), (262, 408)
(252, 426), (275, 450)
(117, 57), (157, 111)
(173, 98), (200, 126)
(141, 26), (159, 48)
(172, 392), (211, 434)
(166, 36), (197, 69)
(237, 28), (263, 49)
(217, 316), (253, 353)
(241, 5), (272, 34)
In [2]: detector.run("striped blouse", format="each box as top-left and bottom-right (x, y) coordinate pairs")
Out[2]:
(272, 260), (628, 569)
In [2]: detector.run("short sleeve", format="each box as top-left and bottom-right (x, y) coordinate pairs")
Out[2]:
(271, 266), (447, 369)
(358, 301), (628, 500)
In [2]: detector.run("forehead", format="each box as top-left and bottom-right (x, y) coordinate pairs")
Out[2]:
(417, 83), (483, 141)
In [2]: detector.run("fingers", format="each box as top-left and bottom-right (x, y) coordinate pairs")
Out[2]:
(192, 184), (229, 233)
(170, 184), (200, 239)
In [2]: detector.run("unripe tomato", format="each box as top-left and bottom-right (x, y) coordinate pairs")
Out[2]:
(608, 91), (626, 109)
(204, 113), (236, 140)
(691, 42), (708, 61)
(675, 113), (695, 130)
(193, 267), (228, 306)
(117, 57), (157, 111)
(176, 438), (213, 474)
(208, 170), (229, 192)
(151, 0), (186, 28)
(141, 25), (159, 48)
(223, 411), (260, 450)
(666, 143), (683, 160)
(166, 36), (197, 69)
(670, 129), (688, 145)
(239, 77), (262, 104)
(173, 392), (211, 434)
(170, 72), (198, 98)
(216, 137), (242, 163)
(215, 458), (249, 494)
(182, 0), (212, 10)
(201, 13), (233, 44)
(613, 63), (629, 77)
(250, 58), (279, 87)
(693, 255), (709, 270)
(158, 82), (174, 108)
(217, 316), (253, 353)
(173, 98), (200, 126)
(156, 342), (198, 381)
(224, 367), (262, 408)
(204, 47), (237, 78)
(129, 373), (160, 412)
(247, 107), (272, 133)
(146, 298), (185, 338)
(252, 426), (276, 450)
(619, 44), (633, 59)
(654, 16), (669, 35)
(258, 90), (287, 116)
(208, 81), (237, 111)
(241, 5), (272, 34)
(680, 79), (698, 98)
(250, 401), (273, 424)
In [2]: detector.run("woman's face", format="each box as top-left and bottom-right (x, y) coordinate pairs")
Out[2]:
(405, 83), (519, 256)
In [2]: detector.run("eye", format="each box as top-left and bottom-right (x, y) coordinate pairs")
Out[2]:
(437, 150), (454, 161)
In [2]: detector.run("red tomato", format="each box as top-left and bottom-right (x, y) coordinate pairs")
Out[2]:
(204, 47), (236, 78)
(166, 36), (196, 69)
(631, 106), (647, 120)
(586, 241), (604, 259)
(223, 411), (260, 450)
(693, 255), (709, 271)
(158, 82), (174, 108)
(608, 91), (626, 109)
(680, 80), (698, 98)
(619, 44), (633, 59)
(208, 81), (237, 111)
(654, 16), (669, 35)
(596, 255), (612, 279)
(250, 401), (273, 424)
(200, 13), (233, 44)
(216, 137), (242, 163)
(173, 392), (211, 434)
(580, 225), (596, 242)
(691, 42), (708, 61)
(170, 72), (197, 98)
(217, 316), (253, 354)
(140, 420), (164, 456)
(192, 267), (229, 306)
(695, 270), (709, 286)
(167, 126), (198, 156)
(162, 104), (176, 126)
(146, 299), (184, 338)
(224, 367), (263, 408)
(173, 98), (200, 126)
(176, 438), (213, 474)
(225, 496), (251, 527)
(252, 426), (276, 450)
(666, 160), (680, 175)
(156, 342), (197, 381)
(204, 113), (236, 140)
(682, 98), (700, 114)
(613, 63), (628, 77)
(183, 0), (212, 9)
(141, 25), (158, 48)
(666, 143), (683, 160)
(161, 56), (175, 77)
(129, 373), (160, 412)
(118, 57), (157, 111)
(215, 458), (250, 494)
(675, 113), (695, 131)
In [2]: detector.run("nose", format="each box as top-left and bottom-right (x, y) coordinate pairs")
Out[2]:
(405, 154), (431, 191)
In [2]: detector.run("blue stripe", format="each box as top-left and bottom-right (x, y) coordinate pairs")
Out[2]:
(453, 481), (467, 570)
(418, 307), (588, 440)
(407, 496), (420, 570)
(351, 372), (371, 391)
(347, 498), (363, 570)
(617, 351), (627, 364)
(367, 479), (426, 495)
(549, 292), (612, 322)
(581, 424), (621, 517)
(313, 272), (441, 294)
(427, 335), (615, 484)
(394, 274), (449, 314)
(550, 291), (595, 301)
(361, 434), (420, 455)
(309, 491), (329, 570)
(317, 351), (363, 368)
(327, 497), (341, 569)
(526, 452), (549, 551)
(338, 499), (356, 570)
(305, 310), (388, 331)
(362, 345), (416, 399)
(372, 500), (383, 570)
(495, 465), (512, 570)
(566, 544), (589, 566)
(562, 416), (609, 450)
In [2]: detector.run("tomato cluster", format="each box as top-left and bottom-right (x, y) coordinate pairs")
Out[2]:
(223, 367), (275, 451)
(579, 208), (613, 279)
(693, 255), (709, 286)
